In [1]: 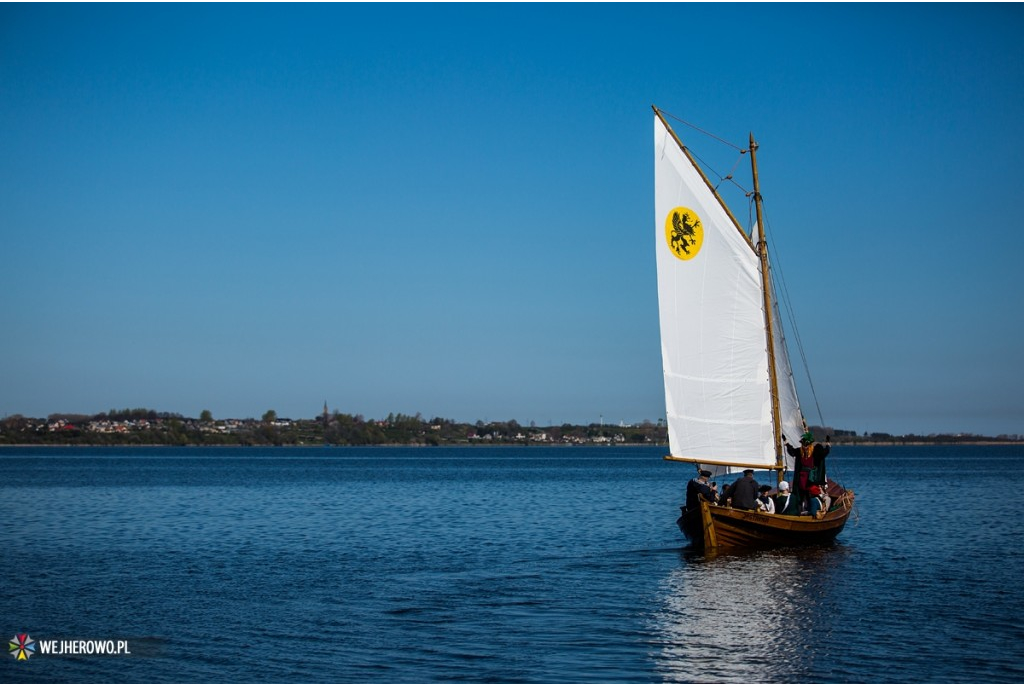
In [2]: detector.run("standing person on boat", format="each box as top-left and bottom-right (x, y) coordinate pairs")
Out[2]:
(724, 469), (760, 510)
(774, 481), (800, 515)
(685, 470), (715, 512)
(785, 432), (830, 509)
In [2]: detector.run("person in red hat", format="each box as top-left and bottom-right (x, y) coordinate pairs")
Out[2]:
(807, 485), (827, 520)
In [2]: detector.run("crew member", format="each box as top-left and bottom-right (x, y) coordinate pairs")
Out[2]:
(785, 431), (831, 510)
(685, 469), (715, 511)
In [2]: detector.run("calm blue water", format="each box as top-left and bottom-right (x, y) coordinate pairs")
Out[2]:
(2, 445), (1023, 683)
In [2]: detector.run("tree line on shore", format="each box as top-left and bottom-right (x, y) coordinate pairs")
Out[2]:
(1, 409), (1019, 446)
(0, 409), (669, 446)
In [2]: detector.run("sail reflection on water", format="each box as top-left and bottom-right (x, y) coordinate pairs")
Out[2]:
(648, 548), (852, 683)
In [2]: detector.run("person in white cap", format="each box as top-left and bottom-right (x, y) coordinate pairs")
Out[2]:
(773, 480), (800, 516)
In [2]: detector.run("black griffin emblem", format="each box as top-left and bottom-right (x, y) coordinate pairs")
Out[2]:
(669, 210), (701, 257)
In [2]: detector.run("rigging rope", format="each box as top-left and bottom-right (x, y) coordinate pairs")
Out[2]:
(687, 147), (751, 198)
(659, 109), (753, 214)
(661, 109), (746, 152)
(761, 198), (826, 430)
(763, 200), (850, 495)
(713, 153), (752, 196)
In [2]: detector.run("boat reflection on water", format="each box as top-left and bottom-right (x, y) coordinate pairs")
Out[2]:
(648, 546), (853, 683)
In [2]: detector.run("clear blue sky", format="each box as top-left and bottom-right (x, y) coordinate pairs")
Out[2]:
(2, 4), (1022, 436)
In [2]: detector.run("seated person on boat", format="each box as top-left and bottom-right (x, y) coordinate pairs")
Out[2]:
(773, 480), (800, 515)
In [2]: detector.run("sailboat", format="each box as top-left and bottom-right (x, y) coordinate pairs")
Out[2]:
(653, 106), (854, 551)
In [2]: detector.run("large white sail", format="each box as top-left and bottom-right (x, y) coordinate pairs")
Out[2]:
(654, 114), (784, 468)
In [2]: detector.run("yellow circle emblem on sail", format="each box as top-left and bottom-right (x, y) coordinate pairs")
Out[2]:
(665, 207), (704, 260)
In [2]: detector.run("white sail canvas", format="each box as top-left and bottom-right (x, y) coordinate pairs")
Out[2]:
(654, 115), (782, 468)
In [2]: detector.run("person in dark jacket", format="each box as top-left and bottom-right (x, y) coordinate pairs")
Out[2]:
(685, 469), (715, 512)
(773, 480), (800, 515)
(785, 431), (831, 510)
(725, 469), (760, 510)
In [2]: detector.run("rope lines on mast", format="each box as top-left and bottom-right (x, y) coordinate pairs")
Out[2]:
(660, 109), (745, 152)
(761, 199), (826, 429)
(764, 211), (848, 489)
(714, 153), (751, 196)
(659, 110), (753, 223)
(686, 148), (752, 198)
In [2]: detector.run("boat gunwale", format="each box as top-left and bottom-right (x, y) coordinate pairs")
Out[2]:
(680, 490), (856, 551)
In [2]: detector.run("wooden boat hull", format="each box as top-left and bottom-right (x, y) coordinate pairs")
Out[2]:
(678, 488), (855, 551)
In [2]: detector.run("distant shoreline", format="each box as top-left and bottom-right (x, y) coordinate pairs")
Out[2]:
(2, 441), (1021, 449)
(3, 412), (1020, 448)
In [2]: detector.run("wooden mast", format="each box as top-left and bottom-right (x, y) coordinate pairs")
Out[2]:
(749, 133), (786, 480)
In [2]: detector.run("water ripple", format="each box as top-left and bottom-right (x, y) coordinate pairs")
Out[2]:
(3, 445), (1024, 682)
